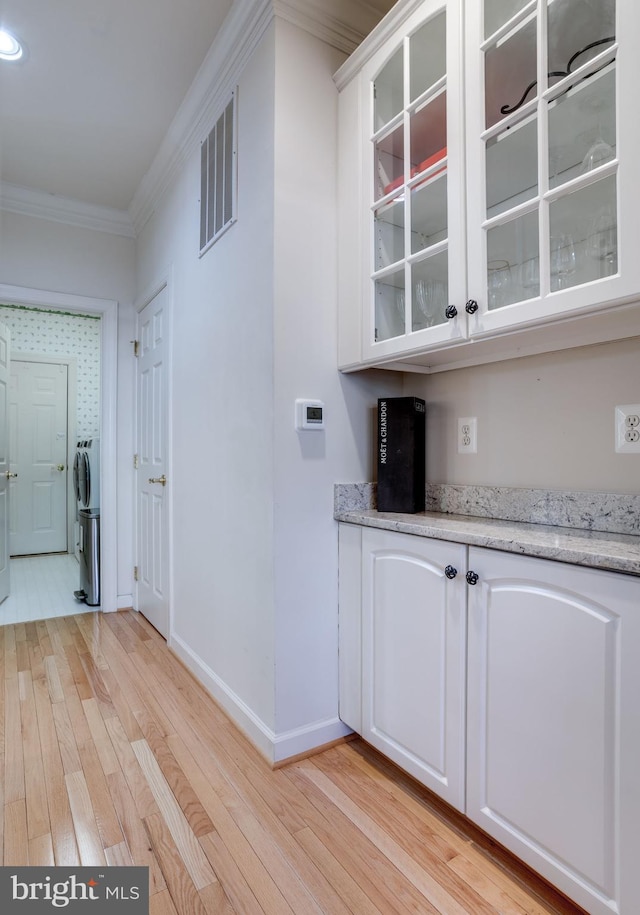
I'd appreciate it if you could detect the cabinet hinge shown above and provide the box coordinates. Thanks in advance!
[134,565,139,582]
[133,453,139,469]
[131,339,139,357]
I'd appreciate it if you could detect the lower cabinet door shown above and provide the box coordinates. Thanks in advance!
[362,528,467,810]
[466,547,640,915]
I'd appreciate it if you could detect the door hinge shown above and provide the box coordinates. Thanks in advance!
[133,453,139,469]
[134,565,139,582]
[131,339,139,357]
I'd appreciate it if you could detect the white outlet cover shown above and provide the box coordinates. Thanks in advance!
[458,417,477,454]
[615,404,640,453]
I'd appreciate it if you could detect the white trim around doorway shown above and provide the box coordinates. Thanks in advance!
[0,283,118,614]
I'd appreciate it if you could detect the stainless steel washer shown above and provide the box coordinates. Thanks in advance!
[74,508,100,606]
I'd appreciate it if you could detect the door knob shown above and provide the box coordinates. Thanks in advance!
[444,565,458,579]
[4,471,17,479]
[56,464,65,472]
[148,475,167,486]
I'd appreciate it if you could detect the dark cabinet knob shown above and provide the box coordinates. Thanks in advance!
[465,299,479,314]
[466,570,479,586]
[444,565,457,580]
[445,305,458,319]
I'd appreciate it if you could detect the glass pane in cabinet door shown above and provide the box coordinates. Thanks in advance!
[412,253,448,331]
[411,175,447,255]
[485,14,537,129]
[375,123,404,200]
[374,47,403,132]
[375,269,405,342]
[486,112,537,218]
[549,175,617,291]
[375,198,405,270]
[485,0,529,40]
[486,210,539,306]
[547,0,615,85]
[548,62,615,190]
[409,12,446,102]
[410,92,447,181]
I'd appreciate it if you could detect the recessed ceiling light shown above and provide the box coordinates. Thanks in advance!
[0,28,23,61]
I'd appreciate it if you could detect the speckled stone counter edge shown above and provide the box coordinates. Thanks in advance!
[334,483,640,576]
[335,483,640,536]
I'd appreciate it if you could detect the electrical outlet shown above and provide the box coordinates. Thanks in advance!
[458,417,477,454]
[615,404,640,453]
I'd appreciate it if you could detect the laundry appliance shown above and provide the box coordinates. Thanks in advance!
[72,438,100,511]
[72,439,101,606]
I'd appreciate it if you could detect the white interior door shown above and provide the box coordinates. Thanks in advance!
[9,361,68,556]
[0,324,11,602]
[136,286,170,638]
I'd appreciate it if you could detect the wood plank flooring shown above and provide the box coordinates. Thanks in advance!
[1,610,587,914]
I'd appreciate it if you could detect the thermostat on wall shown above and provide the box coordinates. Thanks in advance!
[295,399,325,431]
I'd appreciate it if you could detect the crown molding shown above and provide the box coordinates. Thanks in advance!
[333,0,425,89]
[0,181,135,238]
[129,0,388,236]
[272,0,390,54]
[129,0,274,235]
[0,0,389,240]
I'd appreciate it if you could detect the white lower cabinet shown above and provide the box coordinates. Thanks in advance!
[339,524,640,915]
[362,527,467,810]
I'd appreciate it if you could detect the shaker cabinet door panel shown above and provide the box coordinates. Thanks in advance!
[362,528,467,809]
[466,547,640,915]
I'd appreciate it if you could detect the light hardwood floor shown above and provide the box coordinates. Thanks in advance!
[1,610,587,914]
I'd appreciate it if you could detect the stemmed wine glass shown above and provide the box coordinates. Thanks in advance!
[414,280,428,328]
[550,234,576,291]
[520,256,540,296]
[487,260,511,309]
[581,135,615,173]
[414,278,445,329]
[587,207,617,277]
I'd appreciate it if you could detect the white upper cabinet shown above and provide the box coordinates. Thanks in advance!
[336,0,640,371]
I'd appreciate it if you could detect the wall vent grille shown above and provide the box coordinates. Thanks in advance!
[199,90,237,255]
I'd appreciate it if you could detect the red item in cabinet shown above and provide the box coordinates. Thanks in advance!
[382,174,405,196]
[382,147,448,196]
[412,146,447,178]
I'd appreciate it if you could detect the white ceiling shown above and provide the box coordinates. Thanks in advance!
[0,0,235,211]
[0,0,396,220]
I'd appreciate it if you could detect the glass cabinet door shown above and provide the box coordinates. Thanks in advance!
[465,0,639,335]
[365,0,465,357]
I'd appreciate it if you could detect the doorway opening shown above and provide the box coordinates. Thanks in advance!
[11,354,79,556]
[0,286,117,625]
[2,303,100,624]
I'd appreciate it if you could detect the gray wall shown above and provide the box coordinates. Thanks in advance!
[406,337,640,493]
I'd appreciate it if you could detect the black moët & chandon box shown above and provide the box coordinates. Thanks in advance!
[377,396,426,513]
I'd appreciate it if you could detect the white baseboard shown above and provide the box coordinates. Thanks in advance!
[271,716,353,764]
[117,594,134,610]
[169,632,351,764]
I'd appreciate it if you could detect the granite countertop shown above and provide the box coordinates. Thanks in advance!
[335,484,640,577]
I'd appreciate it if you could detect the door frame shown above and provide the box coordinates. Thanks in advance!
[134,271,174,637]
[11,353,78,554]
[0,283,117,614]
